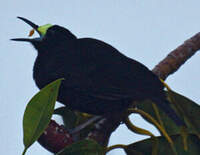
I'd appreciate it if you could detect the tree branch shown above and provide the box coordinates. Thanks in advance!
[153,32,200,80]
[38,120,73,153]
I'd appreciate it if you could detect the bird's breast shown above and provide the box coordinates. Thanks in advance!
[33,55,63,89]
[33,52,83,89]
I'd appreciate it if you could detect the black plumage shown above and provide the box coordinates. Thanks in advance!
[12,17,184,126]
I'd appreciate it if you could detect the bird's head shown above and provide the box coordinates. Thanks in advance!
[11,17,77,50]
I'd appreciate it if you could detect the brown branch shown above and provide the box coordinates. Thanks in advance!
[38,32,200,153]
[153,32,200,79]
[38,120,73,153]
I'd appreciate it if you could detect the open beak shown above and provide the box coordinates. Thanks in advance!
[11,17,41,42]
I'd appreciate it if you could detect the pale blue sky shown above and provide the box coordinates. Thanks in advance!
[1,1,200,155]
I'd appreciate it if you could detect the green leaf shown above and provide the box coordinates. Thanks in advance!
[125,134,200,155]
[137,99,180,135]
[56,139,104,155]
[22,78,63,155]
[54,107,77,129]
[168,91,200,135]
[137,91,200,135]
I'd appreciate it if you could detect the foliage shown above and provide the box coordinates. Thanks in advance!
[22,79,62,155]
[22,79,200,155]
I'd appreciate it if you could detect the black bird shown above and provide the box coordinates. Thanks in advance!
[12,17,184,126]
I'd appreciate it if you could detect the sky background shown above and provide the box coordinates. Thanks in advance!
[1,0,200,155]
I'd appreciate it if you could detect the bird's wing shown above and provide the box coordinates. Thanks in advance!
[58,38,163,101]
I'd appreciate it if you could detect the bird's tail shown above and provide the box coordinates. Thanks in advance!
[152,98,185,126]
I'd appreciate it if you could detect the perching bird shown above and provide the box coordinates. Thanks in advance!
[12,17,184,126]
